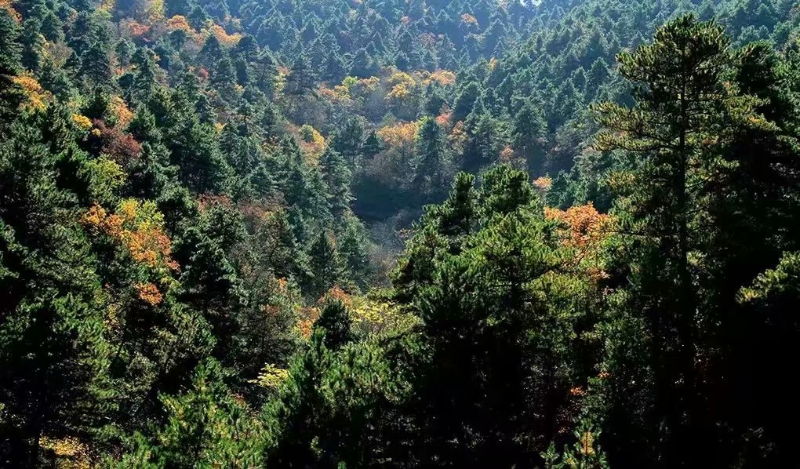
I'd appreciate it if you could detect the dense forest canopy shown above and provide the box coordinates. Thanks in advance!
[1,0,800,466]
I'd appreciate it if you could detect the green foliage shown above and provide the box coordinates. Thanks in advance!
[543,420,609,469]
[592,14,800,468]
[307,230,344,300]
[0,9,21,75]
[314,300,353,350]
[391,164,606,465]
[412,116,451,197]
[0,8,23,124]
[116,360,267,468]
[1,0,800,467]
[264,309,413,467]
[0,115,113,465]
[320,148,353,219]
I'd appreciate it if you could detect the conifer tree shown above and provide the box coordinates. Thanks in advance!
[452,81,481,122]
[330,118,365,165]
[0,115,112,466]
[315,300,353,350]
[0,9,22,124]
[19,19,44,73]
[319,148,352,219]
[307,230,343,300]
[284,52,317,99]
[594,15,774,465]
[80,41,113,90]
[512,101,548,175]
[350,48,380,78]
[412,117,450,198]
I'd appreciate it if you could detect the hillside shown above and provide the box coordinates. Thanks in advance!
[1,0,800,466]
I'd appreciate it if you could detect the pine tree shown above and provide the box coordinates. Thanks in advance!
[284,52,317,99]
[330,118,365,166]
[338,215,372,291]
[512,101,548,175]
[176,201,246,356]
[80,41,113,90]
[39,9,63,43]
[0,116,112,466]
[482,19,507,56]
[394,172,475,301]
[395,164,593,467]
[462,109,507,172]
[212,56,237,102]
[319,148,353,219]
[362,131,382,159]
[585,58,610,102]
[314,300,353,350]
[19,19,44,73]
[349,48,380,78]
[452,81,481,122]
[199,34,223,69]
[129,48,159,104]
[594,15,773,466]
[118,360,266,467]
[323,51,347,83]
[0,9,22,124]
[412,117,450,198]
[307,230,343,300]
[276,137,331,235]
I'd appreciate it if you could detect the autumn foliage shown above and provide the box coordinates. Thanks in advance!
[298,124,326,163]
[425,70,456,86]
[0,0,20,22]
[208,24,241,47]
[72,114,93,130]
[135,282,163,305]
[120,19,151,39]
[12,75,50,112]
[83,200,179,273]
[377,121,418,150]
[545,203,611,250]
[533,176,553,192]
[109,96,135,128]
[545,203,612,279]
[166,15,194,34]
[91,120,142,165]
[461,13,478,26]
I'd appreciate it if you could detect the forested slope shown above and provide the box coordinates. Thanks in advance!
[1,0,800,466]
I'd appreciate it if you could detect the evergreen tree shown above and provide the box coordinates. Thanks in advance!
[362,131,382,159]
[586,58,611,101]
[594,15,776,466]
[118,360,266,467]
[315,300,353,350]
[19,19,44,73]
[80,41,113,90]
[319,148,352,219]
[307,230,342,300]
[338,215,372,291]
[198,34,223,69]
[212,56,237,102]
[512,101,548,175]
[0,9,22,124]
[462,109,507,172]
[0,1,798,466]
[412,117,450,198]
[0,115,112,466]
[452,81,481,122]
[284,52,317,99]
[349,48,380,78]
[330,118,364,166]
[176,201,246,357]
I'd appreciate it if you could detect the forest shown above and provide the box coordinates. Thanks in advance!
[1,0,800,466]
